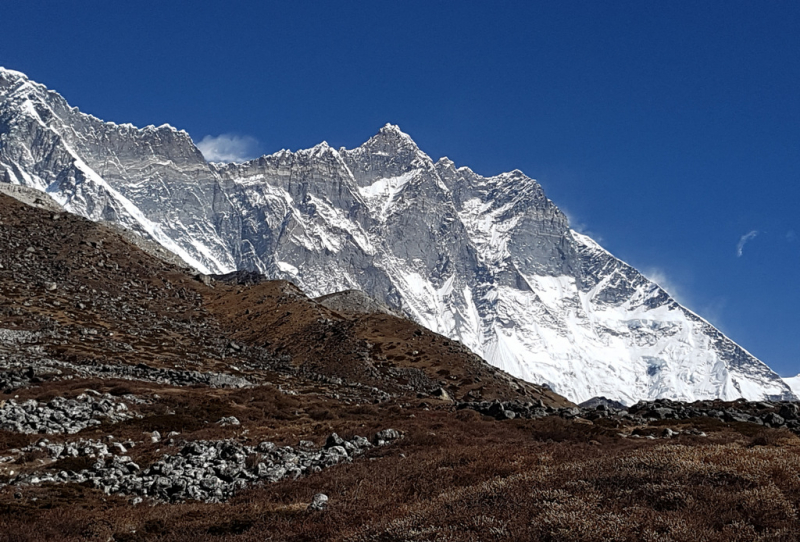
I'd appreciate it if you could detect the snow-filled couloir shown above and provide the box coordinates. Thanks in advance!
[0,67,794,404]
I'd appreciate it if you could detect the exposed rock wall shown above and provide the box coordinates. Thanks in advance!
[0,67,793,404]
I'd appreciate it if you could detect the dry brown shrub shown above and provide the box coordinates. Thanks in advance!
[308,408,337,421]
[14,449,48,465]
[747,428,797,448]
[1,401,800,541]
[107,384,136,396]
[454,409,482,423]
[0,430,35,450]
[344,404,380,417]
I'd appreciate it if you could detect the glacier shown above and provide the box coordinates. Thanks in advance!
[0,67,794,404]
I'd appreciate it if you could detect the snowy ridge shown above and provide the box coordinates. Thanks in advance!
[0,67,794,404]
[784,375,800,398]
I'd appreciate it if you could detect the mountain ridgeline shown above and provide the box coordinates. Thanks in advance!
[0,67,793,404]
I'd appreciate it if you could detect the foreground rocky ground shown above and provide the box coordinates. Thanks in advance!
[1,191,800,541]
[3,395,800,542]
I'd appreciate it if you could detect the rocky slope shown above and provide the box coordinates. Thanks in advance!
[0,67,793,404]
[0,187,565,501]
[0,190,560,405]
[2,179,800,541]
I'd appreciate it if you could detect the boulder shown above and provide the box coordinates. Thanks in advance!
[779,404,799,420]
[325,433,345,449]
[308,493,328,511]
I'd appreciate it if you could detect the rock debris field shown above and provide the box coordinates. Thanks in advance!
[0,392,140,434]
[7,429,402,503]
[458,397,800,433]
[3,192,800,540]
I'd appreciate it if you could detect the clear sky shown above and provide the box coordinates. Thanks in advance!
[3,1,799,376]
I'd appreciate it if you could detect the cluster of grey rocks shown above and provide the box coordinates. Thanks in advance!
[0,349,254,393]
[0,366,61,392]
[11,429,402,503]
[0,392,139,434]
[626,398,800,430]
[457,397,800,433]
[456,399,552,420]
[2,436,139,466]
[82,362,253,389]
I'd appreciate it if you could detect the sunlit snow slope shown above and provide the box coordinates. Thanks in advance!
[0,67,793,404]
[783,375,800,398]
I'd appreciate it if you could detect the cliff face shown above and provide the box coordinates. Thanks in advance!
[0,67,793,404]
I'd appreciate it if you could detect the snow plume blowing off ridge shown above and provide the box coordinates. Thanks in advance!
[0,67,795,404]
[196,134,259,163]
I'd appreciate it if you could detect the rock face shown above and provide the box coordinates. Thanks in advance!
[0,67,793,404]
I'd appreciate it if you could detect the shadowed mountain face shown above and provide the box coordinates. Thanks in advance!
[0,67,793,404]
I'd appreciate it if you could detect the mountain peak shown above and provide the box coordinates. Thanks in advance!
[367,123,419,149]
[0,67,39,93]
[300,140,340,159]
[0,67,28,80]
[0,71,793,404]
[380,122,407,135]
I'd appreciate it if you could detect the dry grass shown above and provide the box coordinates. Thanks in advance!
[3,194,800,540]
[1,410,799,541]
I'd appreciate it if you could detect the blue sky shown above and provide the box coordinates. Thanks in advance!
[3,1,799,376]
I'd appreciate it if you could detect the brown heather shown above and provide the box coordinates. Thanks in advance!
[1,194,800,541]
[1,419,800,541]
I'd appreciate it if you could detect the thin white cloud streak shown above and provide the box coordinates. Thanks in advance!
[196,134,259,163]
[736,230,758,257]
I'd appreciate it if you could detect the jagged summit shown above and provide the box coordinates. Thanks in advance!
[0,66,190,139]
[0,68,794,404]
[375,122,416,143]
[0,67,29,81]
[216,124,422,173]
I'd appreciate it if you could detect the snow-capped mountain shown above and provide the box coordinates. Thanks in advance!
[0,67,793,404]
[783,375,800,398]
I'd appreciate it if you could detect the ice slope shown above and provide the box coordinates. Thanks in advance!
[784,375,800,397]
[0,67,794,404]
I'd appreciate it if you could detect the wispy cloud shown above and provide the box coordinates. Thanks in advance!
[196,134,259,163]
[736,230,758,257]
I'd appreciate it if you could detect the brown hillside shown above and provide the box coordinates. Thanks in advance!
[2,191,800,541]
[206,280,566,405]
[0,191,562,405]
